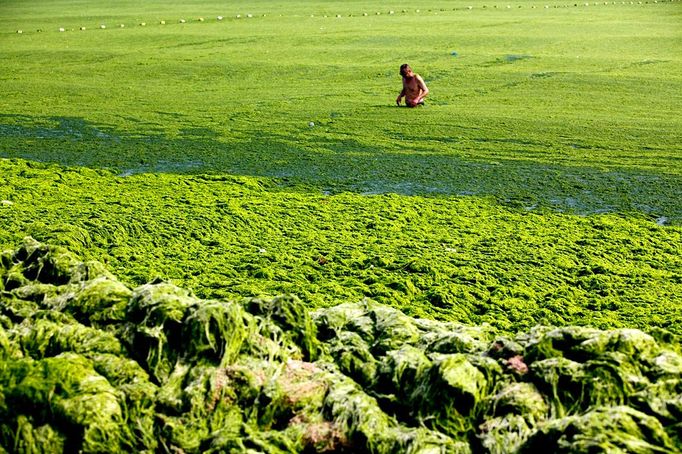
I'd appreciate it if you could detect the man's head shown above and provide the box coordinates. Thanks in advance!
[400,63,414,78]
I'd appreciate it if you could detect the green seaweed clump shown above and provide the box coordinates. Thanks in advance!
[1,238,680,452]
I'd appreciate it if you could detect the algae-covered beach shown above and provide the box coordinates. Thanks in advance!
[1,0,681,451]
[2,239,681,451]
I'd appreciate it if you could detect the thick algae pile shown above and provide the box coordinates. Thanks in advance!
[1,239,681,453]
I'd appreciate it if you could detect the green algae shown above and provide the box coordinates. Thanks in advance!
[2,159,680,338]
[521,406,676,453]
[1,353,124,453]
[488,382,548,422]
[0,2,678,450]
[14,317,123,358]
[326,330,378,387]
[244,295,319,361]
[5,415,66,454]
[1,0,681,221]
[1,240,680,452]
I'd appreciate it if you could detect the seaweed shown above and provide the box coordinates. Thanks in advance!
[244,295,319,361]
[0,353,124,452]
[0,240,680,453]
[183,300,253,366]
[326,331,378,387]
[520,406,676,453]
[5,415,66,454]
[56,277,132,325]
[12,317,122,358]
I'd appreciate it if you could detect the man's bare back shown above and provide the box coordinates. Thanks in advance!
[396,64,429,107]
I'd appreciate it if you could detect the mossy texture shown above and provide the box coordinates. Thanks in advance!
[0,2,680,450]
[1,239,680,452]
[2,158,680,339]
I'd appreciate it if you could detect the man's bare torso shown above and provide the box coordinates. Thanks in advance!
[403,74,426,105]
[397,64,429,107]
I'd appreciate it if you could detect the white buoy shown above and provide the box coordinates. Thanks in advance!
[198,17,204,21]
[179,19,186,23]
[336,14,341,17]
[59,27,65,32]
[363,12,368,16]
[80,26,86,30]
[468,5,473,9]
[119,24,124,28]
[160,20,165,24]
[389,10,395,14]
[217,16,223,20]
[308,121,315,127]
[236,14,241,18]
[17,30,22,34]
[140,22,146,26]
[247,13,253,18]
[100,24,106,29]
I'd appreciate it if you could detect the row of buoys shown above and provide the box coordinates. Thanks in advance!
[14,0,677,34]
[15,14,264,34]
[313,0,668,17]
[50,23,123,32]
[476,0,664,7]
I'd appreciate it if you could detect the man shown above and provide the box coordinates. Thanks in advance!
[396,63,429,107]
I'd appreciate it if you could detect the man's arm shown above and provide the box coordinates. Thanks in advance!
[415,75,429,103]
[396,87,405,105]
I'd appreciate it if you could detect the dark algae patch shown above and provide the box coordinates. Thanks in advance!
[1,239,681,452]
[1,114,680,222]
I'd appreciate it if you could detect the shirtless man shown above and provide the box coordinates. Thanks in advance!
[396,63,429,107]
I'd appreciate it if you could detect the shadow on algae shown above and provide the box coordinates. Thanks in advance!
[1,238,681,453]
[0,114,679,224]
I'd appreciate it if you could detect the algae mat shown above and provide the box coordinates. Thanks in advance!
[1,3,682,450]
[1,0,681,220]
[1,239,681,452]
[1,1,681,332]
[0,159,681,335]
